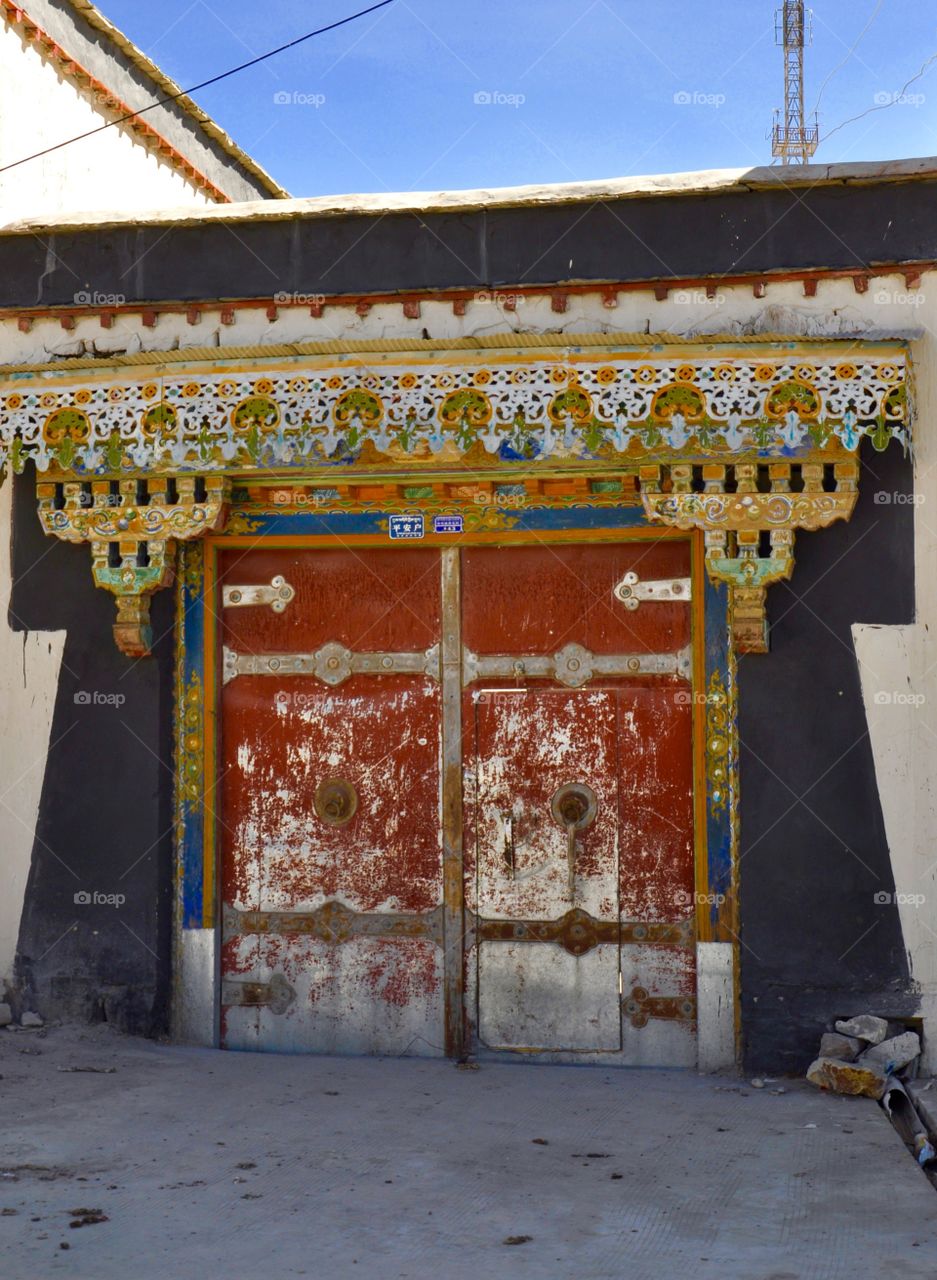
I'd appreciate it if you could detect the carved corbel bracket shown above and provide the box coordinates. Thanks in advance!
[641,459,859,652]
[38,476,230,656]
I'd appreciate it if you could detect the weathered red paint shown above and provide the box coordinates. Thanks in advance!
[461,543,691,656]
[220,548,444,1053]
[220,541,695,1060]
[462,545,695,1055]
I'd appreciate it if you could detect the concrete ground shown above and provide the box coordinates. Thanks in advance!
[1,1026,936,1280]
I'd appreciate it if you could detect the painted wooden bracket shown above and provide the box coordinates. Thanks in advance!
[37,476,230,657]
[640,460,859,652]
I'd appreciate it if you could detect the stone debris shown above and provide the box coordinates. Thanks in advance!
[858,1032,921,1076]
[20,1012,43,1028]
[819,1032,863,1062]
[808,1016,923,1114]
[834,1015,889,1045]
[806,1056,889,1100]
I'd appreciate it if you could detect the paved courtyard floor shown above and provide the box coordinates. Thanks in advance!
[1,1025,936,1279]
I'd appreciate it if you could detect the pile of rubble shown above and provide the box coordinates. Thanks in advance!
[807,1015,937,1169]
[0,1002,43,1031]
[807,1015,920,1100]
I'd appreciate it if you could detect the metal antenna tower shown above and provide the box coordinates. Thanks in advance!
[771,1,819,164]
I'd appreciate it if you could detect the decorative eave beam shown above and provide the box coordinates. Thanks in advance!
[13,346,904,656]
[37,477,230,656]
[640,459,859,652]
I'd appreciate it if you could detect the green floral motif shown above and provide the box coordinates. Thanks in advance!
[233,397,280,432]
[765,380,820,420]
[548,386,593,424]
[651,384,705,420]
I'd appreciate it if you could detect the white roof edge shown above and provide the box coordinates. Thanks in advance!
[2,155,936,235]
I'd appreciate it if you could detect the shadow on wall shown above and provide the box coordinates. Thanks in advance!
[739,437,916,1074]
[8,466,175,1035]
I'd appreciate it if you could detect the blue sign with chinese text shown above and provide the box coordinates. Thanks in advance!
[389,515,425,540]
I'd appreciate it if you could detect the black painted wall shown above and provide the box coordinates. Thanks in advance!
[9,467,174,1035]
[740,438,916,1072]
[8,442,918,1063]
[0,176,935,306]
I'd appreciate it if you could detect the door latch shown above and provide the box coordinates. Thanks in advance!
[503,814,516,879]
[221,972,295,1014]
[223,574,296,613]
[550,783,598,899]
[613,571,692,610]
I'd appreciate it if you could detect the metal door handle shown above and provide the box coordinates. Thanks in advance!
[503,814,515,879]
[550,783,598,899]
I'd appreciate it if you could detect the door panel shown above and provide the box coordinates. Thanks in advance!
[462,543,691,656]
[463,544,696,1064]
[474,688,620,1051]
[218,539,697,1065]
[220,548,444,1056]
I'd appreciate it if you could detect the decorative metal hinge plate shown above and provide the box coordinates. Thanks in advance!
[473,910,694,957]
[223,902,445,946]
[613,571,692,609]
[221,973,295,1015]
[463,642,692,688]
[623,986,696,1028]
[223,575,295,613]
[223,641,441,686]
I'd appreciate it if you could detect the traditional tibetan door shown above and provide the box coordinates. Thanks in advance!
[463,544,697,1065]
[220,547,445,1055]
[219,540,695,1063]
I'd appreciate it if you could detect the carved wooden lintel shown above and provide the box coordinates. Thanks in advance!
[38,477,229,657]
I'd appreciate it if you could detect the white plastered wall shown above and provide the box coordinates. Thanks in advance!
[0,271,929,1060]
[0,21,214,223]
[0,478,65,993]
[0,12,223,994]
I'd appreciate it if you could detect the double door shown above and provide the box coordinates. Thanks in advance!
[219,542,696,1063]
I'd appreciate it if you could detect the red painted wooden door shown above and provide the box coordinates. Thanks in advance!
[219,541,696,1064]
[220,548,445,1055]
[462,545,696,1064]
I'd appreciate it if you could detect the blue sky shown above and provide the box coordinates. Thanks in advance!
[95,0,937,197]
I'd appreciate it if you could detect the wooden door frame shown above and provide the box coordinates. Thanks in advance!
[172,517,738,1064]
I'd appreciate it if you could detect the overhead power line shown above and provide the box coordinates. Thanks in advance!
[820,46,937,145]
[0,0,399,177]
[810,0,884,119]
